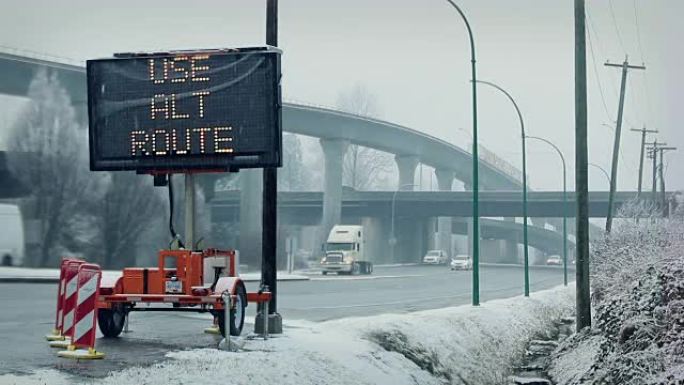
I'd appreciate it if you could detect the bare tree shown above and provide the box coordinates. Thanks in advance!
[336,84,394,190]
[7,70,90,266]
[279,133,307,191]
[83,172,164,268]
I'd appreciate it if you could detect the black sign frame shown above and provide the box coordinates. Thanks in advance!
[86,46,282,172]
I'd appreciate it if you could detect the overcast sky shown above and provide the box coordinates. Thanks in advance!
[0,0,681,191]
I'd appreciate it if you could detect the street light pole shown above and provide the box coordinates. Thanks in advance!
[476,80,529,296]
[444,0,480,306]
[526,136,567,286]
[589,163,611,187]
[390,183,417,262]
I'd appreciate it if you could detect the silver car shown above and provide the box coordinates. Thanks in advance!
[450,255,472,270]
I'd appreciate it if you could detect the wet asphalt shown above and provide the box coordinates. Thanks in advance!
[0,264,571,379]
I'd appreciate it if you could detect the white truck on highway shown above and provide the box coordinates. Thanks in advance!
[0,203,24,266]
[320,225,373,275]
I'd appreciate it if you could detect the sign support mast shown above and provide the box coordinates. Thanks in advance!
[184,174,196,250]
[258,0,282,334]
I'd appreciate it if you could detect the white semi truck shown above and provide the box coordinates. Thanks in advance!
[320,225,373,275]
[0,203,24,266]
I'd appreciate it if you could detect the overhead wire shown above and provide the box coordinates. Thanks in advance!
[608,0,627,54]
[585,7,614,123]
[632,0,656,126]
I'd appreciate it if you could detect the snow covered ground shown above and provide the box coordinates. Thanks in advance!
[549,208,684,385]
[0,285,574,385]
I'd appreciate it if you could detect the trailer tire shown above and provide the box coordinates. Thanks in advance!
[322,271,328,275]
[217,284,246,337]
[1,254,12,267]
[98,304,127,338]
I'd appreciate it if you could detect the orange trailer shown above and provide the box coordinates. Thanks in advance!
[97,248,271,338]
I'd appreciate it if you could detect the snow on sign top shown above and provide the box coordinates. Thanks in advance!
[86,47,282,172]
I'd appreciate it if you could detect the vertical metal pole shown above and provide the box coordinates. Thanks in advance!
[562,162,568,286]
[390,190,397,262]
[222,292,232,350]
[575,0,591,331]
[445,0,478,305]
[260,0,281,333]
[605,60,629,233]
[659,149,666,217]
[263,298,269,340]
[185,173,196,250]
[637,129,646,198]
[476,80,528,297]
[651,142,658,206]
[522,131,529,297]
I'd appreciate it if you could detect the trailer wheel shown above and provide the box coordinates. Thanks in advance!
[217,284,247,337]
[1,254,12,267]
[98,304,127,338]
[368,263,373,274]
[322,271,328,275]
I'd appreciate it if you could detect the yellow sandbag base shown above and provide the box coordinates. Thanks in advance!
[49,339,71,348]
[45,330,65,341]
[57,347,105,360]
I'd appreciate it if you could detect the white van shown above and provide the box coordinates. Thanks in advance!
[0,203,24,266]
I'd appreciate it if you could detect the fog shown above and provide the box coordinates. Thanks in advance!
[0,0,681,191]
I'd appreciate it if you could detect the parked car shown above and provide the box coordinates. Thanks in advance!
[546,255,562,266]
[450,255,472,270]
[422,250,448,265]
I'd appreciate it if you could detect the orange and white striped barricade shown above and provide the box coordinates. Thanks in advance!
[48,259,85,347]
[46,258,83,341]
[58,263,105,359]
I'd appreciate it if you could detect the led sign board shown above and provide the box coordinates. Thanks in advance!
[86,47,282,171]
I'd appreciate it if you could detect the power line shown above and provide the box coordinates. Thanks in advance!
[585,9,614,122]
[633,0,646,63]
[586,8,620,101]
[608,0,627,54]
[632,0,656,124]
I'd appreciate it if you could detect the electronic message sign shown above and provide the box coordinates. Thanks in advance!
[86,47,282,172]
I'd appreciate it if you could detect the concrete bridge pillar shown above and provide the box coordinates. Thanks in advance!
[435,168,455,257]
[239,169,263,268]
[503,217,519,263]
[318,138,350,252]
[395,155,419,189]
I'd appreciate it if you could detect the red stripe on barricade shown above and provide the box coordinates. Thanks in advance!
[68,264,102,351]
[60,260,85,337]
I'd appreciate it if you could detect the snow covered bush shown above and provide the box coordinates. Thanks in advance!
[552,199,684,385]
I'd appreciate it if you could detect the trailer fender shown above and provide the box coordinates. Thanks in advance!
[100,274,123,294]
[214,276,244,297]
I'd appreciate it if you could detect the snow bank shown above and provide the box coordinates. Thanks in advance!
[549,205,684,385]
[0,285,573,385]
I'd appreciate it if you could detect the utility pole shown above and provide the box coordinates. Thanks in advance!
[574,0,591,331]
[658,147,677,217]
[259,0,282,334]
[630,127,658,198]
[646,141,667,212]
[604,58,646,233]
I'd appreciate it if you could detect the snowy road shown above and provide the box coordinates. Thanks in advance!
[0,264,570,379]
